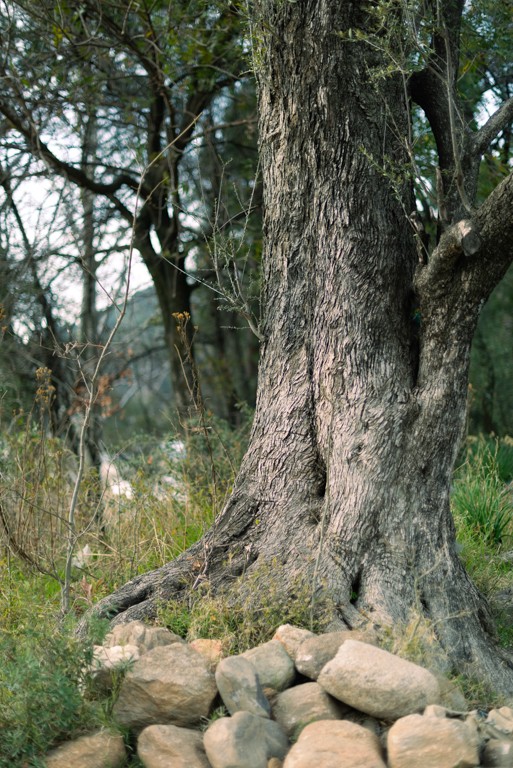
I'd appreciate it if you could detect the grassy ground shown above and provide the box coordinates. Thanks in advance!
[1,417,513,766]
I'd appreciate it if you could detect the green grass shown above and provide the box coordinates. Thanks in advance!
[452,437,513,546]
[452,437,513,651]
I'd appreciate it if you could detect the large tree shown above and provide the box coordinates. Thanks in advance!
[85,1,513,692]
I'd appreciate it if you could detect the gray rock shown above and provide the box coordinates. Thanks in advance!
[89,643,140,691]
[273,625,315,661]
[295,630,365,680]
[482,737,513,767]
[338,709,382,738]
[204,711,289,768]
[487,708,513,737]
[272,682,349,739]
[216,655,271,717]
[318,639,440,720]
[387,713,480,768]
[45,730,126,768]
[283,719,386,767]
[113,643,217,728]
[241,640,296,691]
[104,620,183,653]
[190,638,225,669]
[424,704,453,718]
[137,723,210,768]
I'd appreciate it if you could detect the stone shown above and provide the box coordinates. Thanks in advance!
[203,711,289,768]
[487,708,513,737]
[482,738,513,767]
[113,643,217,728]
[190,638,225,669]
[216,655,271,717]
[137,723,210,768]
[273,625,315,661]
[424,704,452,718]
[103,620,183,653]
[336,709,381,737]
[295,630,365,680]
[437,676,468,711]
[45,730,126,768]
[317,639,440,719]
[89,643,140,690]
[241,640,296,691]
[387,713,480,768]
[283,719,386,768]
[272,682,349,739]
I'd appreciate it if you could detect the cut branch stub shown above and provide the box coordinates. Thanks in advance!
[415,218,481,300]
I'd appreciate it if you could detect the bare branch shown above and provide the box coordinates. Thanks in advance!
[416,172,513,305]
[0,96,139,197]
[474,97,513,158]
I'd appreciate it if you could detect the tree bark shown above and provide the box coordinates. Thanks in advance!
[84,1,513,693]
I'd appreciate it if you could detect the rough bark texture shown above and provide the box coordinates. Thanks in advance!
[84,1,513,694]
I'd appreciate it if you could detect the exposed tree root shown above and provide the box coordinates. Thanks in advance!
[77,533,513,701]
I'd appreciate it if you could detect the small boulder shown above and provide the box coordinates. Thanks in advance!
[137,723,210,768]
[89,644,140,691]
[295,630,364,680]
[424,704,452,718]
[216,655,271,717]
[241,640,296,691]
[481,737,513,767]
[113,643,217,728]
[190,638,225,669]
[273,625,315,661]
[272,682,349,739]
[487,708,513,737]
[387,713,480,768]
[317,640,440,719]
[103,620,183,653]
[203,711,289,768]
[44,730,126,768]
[283,719,386,767]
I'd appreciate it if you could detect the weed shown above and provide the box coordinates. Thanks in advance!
[0,629,101,768]
[453,437,513,547]
[200,705,229,731]
[159,560,334,654]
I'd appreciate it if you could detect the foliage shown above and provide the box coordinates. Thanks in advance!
[0,628,99,768]
[452,437,513,653]
[469,267,513,436]
[452,437,513,546]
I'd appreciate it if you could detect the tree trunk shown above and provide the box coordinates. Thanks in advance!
[134,226,197,416]
[85,1,513,693]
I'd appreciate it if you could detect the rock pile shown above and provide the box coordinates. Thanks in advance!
[43,620,513,768]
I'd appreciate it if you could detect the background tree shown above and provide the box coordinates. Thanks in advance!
[88,0,513,695]
[0,0,257,415]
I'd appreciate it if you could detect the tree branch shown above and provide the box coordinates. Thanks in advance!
[471,172,513,296]
[415,172,513,304]
[0,96,139,197]
[474,97,513,158]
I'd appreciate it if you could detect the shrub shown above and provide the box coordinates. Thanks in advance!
[452,437,513,547]
[0,629,99,768]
